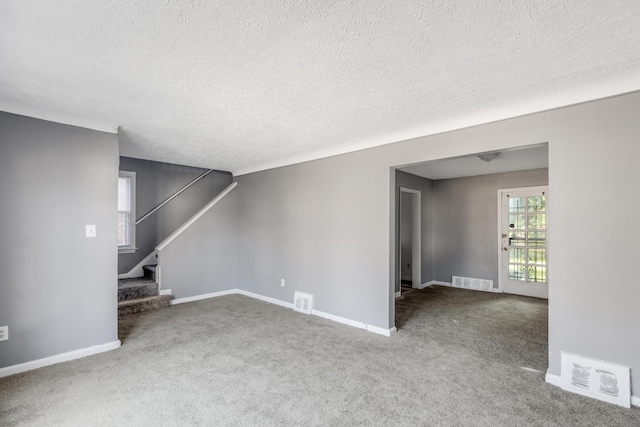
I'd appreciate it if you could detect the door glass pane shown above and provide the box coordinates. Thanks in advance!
[528,248,546,265]
[528,265,546,283]
[528,231,546,247]
[509,214,526,230]
[509,248,525,264]
[527,196,545,212]
[527,213,546,230]
[509,197,526,213]
[509,264,526,281]
[509,231,526,246]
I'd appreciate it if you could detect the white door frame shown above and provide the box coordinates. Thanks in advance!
[497,185,549,296]
[398,187,421,297]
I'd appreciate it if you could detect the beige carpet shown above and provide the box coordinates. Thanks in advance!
[1,286,638,426]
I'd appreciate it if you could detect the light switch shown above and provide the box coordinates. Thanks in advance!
[86,225,96,238]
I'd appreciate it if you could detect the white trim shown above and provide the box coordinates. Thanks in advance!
[417,280,451,288]
[632,395,640,407]
[0,340,121,379]
[394,291,401,298]
[367,325,397,337]
[430,281,452,287]
[118,170,136,253]
[171,289,238,305]
[545,371,562,388]
[170,288,394,337]
[159,288,172,296]
[118,250,157,279]
[238,290,294,309]
[312,309,366,330]
[156,182,237,251]
[399,187,421,291]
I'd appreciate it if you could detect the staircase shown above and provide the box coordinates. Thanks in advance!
[118,265,171,317]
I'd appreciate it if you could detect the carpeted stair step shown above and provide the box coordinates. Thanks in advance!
[143,264,158,282]
[118,277,158,302]
[118,294,172,317]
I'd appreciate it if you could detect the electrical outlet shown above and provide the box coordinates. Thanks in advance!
[281,279,285,288]
[0,326,8,342]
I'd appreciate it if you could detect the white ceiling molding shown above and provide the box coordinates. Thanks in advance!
[2,1,640,174]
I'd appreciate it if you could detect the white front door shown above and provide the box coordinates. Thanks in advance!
[499,187,548,299]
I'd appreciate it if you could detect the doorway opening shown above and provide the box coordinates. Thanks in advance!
[398,187,421,297]
[392,143,549,329]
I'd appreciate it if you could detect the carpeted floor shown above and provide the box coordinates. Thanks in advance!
[1,286,639,426]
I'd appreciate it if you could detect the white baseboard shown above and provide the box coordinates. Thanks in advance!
[545,371,562,387]
[546,370,638,407]
[238,290,294,309]
[0,340,121,379]
[417,280,451,289]
[430,281,451,287]
[312,309,366,330]
[172,288,394,337]
[367,325,397,336]
[171,289,238,305]
[118,251,157,279]
[159,288,172,296]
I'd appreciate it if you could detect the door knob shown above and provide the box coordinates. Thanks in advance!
[503,247,508,251]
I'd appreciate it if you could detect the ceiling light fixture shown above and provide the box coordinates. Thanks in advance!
[478,152,500,162]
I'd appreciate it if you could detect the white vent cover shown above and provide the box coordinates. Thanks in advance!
[293,292,313,314]
[451,276,493,292]
[561,352,631,408]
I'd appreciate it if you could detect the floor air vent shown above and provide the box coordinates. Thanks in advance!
[561,352,630,407]
[451,276,493,292]
[293,292,313,314]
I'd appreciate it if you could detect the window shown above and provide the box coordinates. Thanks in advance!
[118,171,136,253]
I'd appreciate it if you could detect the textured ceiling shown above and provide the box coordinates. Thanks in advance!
[2,1,640,175]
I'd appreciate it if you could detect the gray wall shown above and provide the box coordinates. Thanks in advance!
[237,159,391,327]
[0,112,119,369]
[159,188,238,299]
[237,91,640,394]
[118,157,232,274]
[395,170,434,289]
[432,168,548,285]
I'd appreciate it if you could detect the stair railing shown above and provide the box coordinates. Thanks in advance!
[135,169,214,225]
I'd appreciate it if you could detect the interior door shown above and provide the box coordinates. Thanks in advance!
[499,187,548,299]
